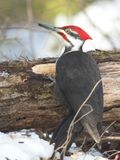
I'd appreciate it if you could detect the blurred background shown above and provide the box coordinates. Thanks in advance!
[0,0,120,61]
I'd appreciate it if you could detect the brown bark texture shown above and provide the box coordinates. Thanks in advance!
[0,51,120,132]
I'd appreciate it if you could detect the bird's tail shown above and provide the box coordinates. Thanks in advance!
[51,113,74,150]
[51,113,83,151]
[83,122,101,144]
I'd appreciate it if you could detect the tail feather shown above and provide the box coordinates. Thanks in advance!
[83,122,101,144]
[51,113,83,150]
[50,112,74,145]
[51,114,74,150]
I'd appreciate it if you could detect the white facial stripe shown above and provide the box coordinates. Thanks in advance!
[59,30,73,47]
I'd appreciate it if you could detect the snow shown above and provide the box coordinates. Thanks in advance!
[0,129,54,160]
[68,152,107,160]
[0,129,109,160]
[55,147,108,160]
[0,71,9,78]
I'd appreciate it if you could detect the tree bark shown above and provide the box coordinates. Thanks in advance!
[0,51,120,132]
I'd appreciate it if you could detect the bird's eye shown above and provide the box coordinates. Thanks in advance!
[65,28,71,34]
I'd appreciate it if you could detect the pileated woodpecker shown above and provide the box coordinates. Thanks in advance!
[38,23,103,150]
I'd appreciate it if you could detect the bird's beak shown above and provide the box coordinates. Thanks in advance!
[38,22,73,47]
[38,23,60,33]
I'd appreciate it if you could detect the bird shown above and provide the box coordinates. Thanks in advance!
[38,23,104,151]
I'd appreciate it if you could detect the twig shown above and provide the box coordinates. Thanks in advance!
[76,135,120,144]
[102,136,120,141]
[74,104,93,125]
[80,136,87,149]
[101,121,116,138]
[90,121,116,149]
[108,151,120,158]
[104,149,118,154]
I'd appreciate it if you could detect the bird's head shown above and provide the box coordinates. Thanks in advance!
[38,23,95,53]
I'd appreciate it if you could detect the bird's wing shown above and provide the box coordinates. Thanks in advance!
[56,51,103,131]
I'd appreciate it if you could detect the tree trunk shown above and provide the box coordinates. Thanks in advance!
[0,51,120,132]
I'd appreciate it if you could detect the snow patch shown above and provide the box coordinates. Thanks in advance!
[0,130,54,160]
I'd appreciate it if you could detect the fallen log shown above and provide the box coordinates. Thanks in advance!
[0,51,120,132]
